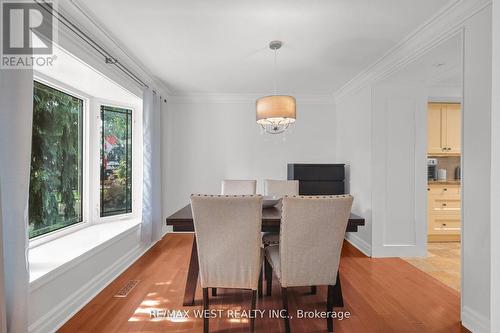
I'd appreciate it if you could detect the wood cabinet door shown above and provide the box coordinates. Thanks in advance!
[428,103,443,154]
[428,183,461,241]
[429,215,461,234]
[444,103,461,154]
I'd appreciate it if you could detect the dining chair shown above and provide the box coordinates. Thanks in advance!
[221,179,257,195]
[213,179,257,298]
[261,179,299,246]
[264,195,353,333]
[191,194,263,333]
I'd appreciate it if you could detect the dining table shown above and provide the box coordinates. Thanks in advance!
[166,204,365,306]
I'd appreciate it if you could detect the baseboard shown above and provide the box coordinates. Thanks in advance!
[462,306,490,333]
[371,244,427,258]
[345,233,372,257]
[28,241,155,333]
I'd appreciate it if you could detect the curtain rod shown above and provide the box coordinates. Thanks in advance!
[35,0,156,93]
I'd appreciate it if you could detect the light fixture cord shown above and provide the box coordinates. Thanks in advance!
[273,48,277,95]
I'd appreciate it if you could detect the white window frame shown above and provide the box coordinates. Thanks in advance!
[90,98,142,223]
[29,72,143,248]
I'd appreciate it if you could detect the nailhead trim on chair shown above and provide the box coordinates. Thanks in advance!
[262,238,280,246]
[284,194,352,199]
[262,195,353,246]
[191,194,351,198]
[278,195,354,247]
[191,194,263,198]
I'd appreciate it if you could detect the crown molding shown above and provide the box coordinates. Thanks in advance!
[333,0,492,102]
[167,93,334,105]
[56,0,172,98]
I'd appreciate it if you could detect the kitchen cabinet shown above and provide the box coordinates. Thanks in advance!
[444,103,461,154]
[428,103,443,154]
[427,103,461,156]
[428,183,461,242]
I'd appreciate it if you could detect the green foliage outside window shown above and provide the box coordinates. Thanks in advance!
[100,106,132,217]
[29,81,83,238]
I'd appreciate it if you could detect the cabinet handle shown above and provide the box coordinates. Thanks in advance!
[442,223,447,227]
[443,188,447,191]
[427,188,430,191]
[442,203,447,207]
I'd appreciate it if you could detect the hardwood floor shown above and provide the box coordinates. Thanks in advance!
[403,242,461,291]
[58,234,469,333]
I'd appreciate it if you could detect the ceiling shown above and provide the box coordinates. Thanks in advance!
[386,33,462,87]
[73,0,452,95]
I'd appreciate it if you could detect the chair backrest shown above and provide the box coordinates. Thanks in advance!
[191,194,263,290]
[279,195,353,287]
[264,179,299,197]
[221,179,257,195]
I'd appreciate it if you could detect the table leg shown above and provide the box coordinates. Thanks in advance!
[183,235,199,306]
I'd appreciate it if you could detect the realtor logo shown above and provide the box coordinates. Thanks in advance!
[1,0,56,68]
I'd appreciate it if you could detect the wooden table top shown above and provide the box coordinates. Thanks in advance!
[166,204,365,232]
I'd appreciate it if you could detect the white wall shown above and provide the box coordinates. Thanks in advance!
[334,5,493,331]
[336,82,429,258]
[490,1,500,331]
[428,85,462,102]
[165,97,336,216]
[371,83,428,257]
[335,87,373,255]
[28,226,143,333]
[461,6,492,332]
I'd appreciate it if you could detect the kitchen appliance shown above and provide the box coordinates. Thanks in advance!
[455,166,461,180]
[427,158,438,181]
[437,168,447,181]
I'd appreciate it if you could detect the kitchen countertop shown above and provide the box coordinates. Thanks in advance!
[428,180,461,185]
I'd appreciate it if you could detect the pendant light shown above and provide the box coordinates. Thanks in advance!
[256,40,296,134]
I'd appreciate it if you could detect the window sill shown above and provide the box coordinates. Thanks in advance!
[29,218,142,291]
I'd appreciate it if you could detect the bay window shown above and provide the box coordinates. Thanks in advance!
[29,78,139,241]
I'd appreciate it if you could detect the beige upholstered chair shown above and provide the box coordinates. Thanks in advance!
[262,180,299,246]
[264,195,353,333]
[191,194,263,333]
[221,179,257,195]
[264,179,299,198]
[213,179,257,298]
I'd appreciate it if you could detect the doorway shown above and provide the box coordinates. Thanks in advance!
[396,33,463,292]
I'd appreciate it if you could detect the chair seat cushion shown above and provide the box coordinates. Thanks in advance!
[264,245,281,281]
[262,232,280,245]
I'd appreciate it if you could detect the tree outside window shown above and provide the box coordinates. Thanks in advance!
[100,105,132,217]
[29,81,83,238]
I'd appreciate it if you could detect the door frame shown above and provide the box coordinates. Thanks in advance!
[423,28,465,314]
